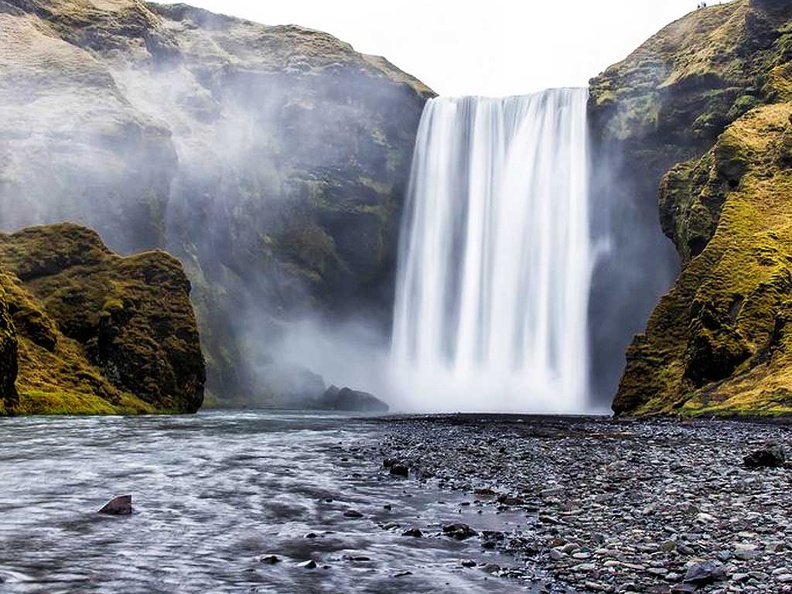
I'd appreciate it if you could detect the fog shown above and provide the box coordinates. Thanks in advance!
[1,0,686,413]
[0,2,423,408]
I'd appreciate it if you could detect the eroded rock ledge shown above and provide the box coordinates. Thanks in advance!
[0,222,205,414]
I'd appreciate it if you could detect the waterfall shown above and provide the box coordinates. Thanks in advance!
[390,88,591,413]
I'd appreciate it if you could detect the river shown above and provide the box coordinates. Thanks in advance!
[0,411,529,593]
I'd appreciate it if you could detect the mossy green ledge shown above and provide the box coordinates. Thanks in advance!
[614,103,792,417]
[588,0,792,417]
[0,223,206,415]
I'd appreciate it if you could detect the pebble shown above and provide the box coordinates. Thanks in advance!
[376,416,792,594]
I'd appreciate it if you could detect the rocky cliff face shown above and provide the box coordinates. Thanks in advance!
[589,0,792,415]
[0,222,205,414]
[0,0,433,405]
[0,283,18,414]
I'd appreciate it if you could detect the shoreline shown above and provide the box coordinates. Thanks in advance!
[374,415,792,593]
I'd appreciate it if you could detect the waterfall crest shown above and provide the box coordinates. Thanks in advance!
[390,89,591,413]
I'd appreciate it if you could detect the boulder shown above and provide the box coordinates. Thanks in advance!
[98,495,133,516]
[683,561,726,586]
[442,523,478,541]
[315,385,389,413]
[744,445,786,468]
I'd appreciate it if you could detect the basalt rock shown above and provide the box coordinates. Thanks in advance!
[744,444,786,468]
[0,223,205,415]
[315,385,390,413]
[0,283,18,414]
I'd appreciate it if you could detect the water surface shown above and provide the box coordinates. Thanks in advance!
[0,411,527,593]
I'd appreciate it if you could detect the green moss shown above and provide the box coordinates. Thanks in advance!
[0,223,205,416]
[615,103,792,416]
[0,280,19,413]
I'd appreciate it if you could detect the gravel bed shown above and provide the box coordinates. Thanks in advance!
[375,415,792,593]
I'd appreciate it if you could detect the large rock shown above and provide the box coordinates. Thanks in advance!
[0,0,433,407]
[587,0,792,415]
[315,385,389,413]
[0,223,205,414]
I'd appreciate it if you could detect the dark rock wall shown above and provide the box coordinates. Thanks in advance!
[0,282,19,413]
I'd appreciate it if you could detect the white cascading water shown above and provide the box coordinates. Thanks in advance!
[390,88,591,413]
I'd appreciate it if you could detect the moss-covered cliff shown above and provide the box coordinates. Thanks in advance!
[0,0,433,406]
[590,0,792,416]
[0,283,19,414]
[0,223,205,415]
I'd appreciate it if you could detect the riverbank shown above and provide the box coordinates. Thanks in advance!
[376,415,792,593]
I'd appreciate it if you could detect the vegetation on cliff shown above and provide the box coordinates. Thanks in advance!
[0,223,205,415]
[594,0,792,416]
[615,103,792,416]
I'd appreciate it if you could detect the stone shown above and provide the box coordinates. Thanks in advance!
[402,528,423,538]
[390,464,409,478]
[684,562,726,586]
[261,555,280,565]
[98,495,133,516]
[315,386,389,413]
[442,523,477,541]
[744,445,785,469]
[298,560,317,569]
[343,510,363,518]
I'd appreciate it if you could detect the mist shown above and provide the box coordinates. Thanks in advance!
[0,1,428,408]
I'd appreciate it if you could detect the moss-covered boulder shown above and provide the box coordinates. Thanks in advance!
[614,103,792,416]
[0,0,433,406]
[0,223,205,415]
[588,0,792,409]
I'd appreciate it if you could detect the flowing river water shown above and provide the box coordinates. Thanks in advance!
[0,411,531,593]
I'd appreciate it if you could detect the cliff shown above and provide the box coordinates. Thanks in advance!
[0,223,205,415]
[0,0,433,405]
[589,0,792,415]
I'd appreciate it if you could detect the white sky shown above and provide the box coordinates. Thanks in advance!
[159,1,719,97]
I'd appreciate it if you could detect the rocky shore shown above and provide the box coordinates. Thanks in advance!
[375,415,792,593]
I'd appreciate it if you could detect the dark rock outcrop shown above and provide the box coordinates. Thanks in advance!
[0,223,205,415]
[0,0,433,407]
[589,0,792,415]
[315,385,389,413]
[744,444,786,468]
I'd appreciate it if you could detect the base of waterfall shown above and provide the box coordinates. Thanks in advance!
[387,370,591,414]
[376,415,792,593]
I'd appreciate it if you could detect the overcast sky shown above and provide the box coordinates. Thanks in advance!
[159,1,719,97]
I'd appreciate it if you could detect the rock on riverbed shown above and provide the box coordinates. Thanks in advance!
[375,415,792,593]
